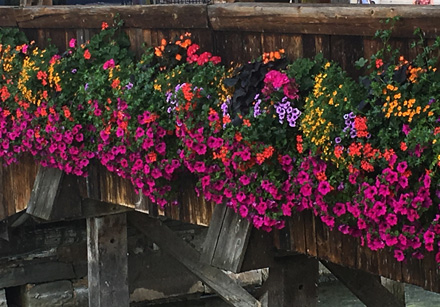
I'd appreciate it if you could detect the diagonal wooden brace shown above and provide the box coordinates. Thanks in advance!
[127,211,261,307]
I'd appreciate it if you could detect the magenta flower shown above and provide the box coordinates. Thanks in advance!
[394,249,405,262]
[69,38,76,48]
[239,205,248,218]
[402,124,411,136]
[333,202,346,217]
[318,181,331,195]
[103,59,115,70]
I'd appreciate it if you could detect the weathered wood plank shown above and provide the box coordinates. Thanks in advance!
[303,210,317,257]
[330,35,364,78]
[208,4,440,38]
[289,212,307,255]
[381,277,405,306]
[26,167,82,220]
[128,212,261,307]
[0,261,78,289]
[87,213,129,307]
[0,167,5,221]
[242,33,262,62]
[201,203,227,265]
[2,155,39,219]
[0,8,18,27]
[314,35,330,59]
[241,229,274,272]
[99,164,137,208]
[281,34,303,60]
[262,255,318,307]
[210,205,252,273]
[15,5,209,29]
[323,260,405,307]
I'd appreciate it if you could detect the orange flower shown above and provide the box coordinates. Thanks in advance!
[175,54,182,61]
[334,145,344,159]
[148,152,157,162]
[361,160,374,172]
[315,172,327,181]
[354,116,368,138]
[383,148,395,161]
[101,22,109,31]
[84,49,91,60]
[348,142,362,157]
[222,114,231,126]
[296,135,303,154]
[235,132,243,142]
[400,142,407,151]
[181,83,194,102]
[1,86,10,102]
[243,119,251,127]
[111,79,120,89]
[63,106,71,119]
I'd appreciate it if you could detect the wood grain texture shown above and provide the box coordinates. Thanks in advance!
[26,166,63,220]
[15,5,209,29]
[209,4,440,38]
[87,213,129,307]
[128,212,261,307]
[0,8,18,27]
[203,204,252,273]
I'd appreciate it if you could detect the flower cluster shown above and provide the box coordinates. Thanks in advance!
[2,23,440,265]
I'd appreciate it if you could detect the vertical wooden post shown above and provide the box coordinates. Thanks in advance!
[262,255,319,307]
[87,213,129,307]
[381,277,406,305]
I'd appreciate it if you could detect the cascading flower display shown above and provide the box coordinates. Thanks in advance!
[2,21,440,264]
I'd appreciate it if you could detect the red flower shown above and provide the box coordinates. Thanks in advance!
[84,49,91,60]
[101,22,109,31]
[375,58,383,69]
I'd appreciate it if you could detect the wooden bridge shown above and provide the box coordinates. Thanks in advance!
[1,4,440,306]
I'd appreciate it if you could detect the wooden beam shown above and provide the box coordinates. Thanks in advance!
[14,5,209,29]
[87,213,129,307]
[128,212,261,307]
[208,3,440,38]
[381,277,405,306]
[26,166,81,220]
[81,198,132,219]
[259,255,319,307]
[322,261,405,307]
[202,204,252,273]
[0,260,82,289]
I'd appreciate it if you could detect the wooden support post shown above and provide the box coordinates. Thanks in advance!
[260,255,319,307]
[202,204,252,273]
[322,261,405,307]
[87,213,129,307]
[381,277,406,306]
[26,166,81,221]
[128,212,261,307]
